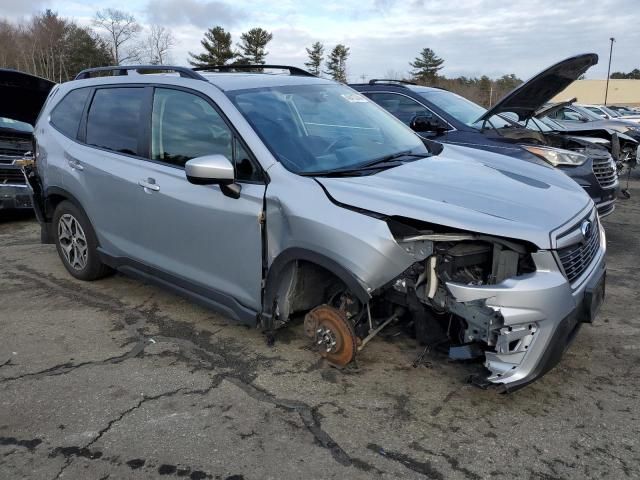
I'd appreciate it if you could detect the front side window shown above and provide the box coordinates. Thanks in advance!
[151,88,233,167]
[366,92,434,126]
[86,88,144,155]
[50,88,90,139]
[227,83,427,174]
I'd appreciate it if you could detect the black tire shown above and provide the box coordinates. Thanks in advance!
[52,200,112,280]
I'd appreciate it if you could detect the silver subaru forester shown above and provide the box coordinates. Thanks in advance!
[21,65,606,392]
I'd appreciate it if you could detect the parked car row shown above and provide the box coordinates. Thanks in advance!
[580,104,640,124]
[0,55,612,392]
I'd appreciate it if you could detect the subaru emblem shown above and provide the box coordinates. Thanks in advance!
[581,220,592,240]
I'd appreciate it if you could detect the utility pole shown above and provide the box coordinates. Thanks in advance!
[604,37,615,105]
[360,73,366,82]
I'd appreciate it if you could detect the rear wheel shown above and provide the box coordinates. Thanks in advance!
[53,201,112,280]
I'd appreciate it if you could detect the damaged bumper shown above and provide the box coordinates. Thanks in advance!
[0,184,32,210]
[446,230,606,392]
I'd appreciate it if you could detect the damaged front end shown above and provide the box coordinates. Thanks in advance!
[353,213,606,392]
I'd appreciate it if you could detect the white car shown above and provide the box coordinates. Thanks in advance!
[582,104,640,124]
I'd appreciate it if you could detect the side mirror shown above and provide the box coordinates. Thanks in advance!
[410,114,449,134]
[185,154,241,199]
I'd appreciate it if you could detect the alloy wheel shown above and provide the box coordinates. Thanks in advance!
[58,213,88,270]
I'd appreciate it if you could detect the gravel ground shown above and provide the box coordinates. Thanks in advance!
[1,178,639,480]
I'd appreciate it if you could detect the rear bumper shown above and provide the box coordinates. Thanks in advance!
[0,184,32,210]
[446,225,606,391]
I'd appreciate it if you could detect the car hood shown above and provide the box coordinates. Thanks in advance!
[477,54,598,123]
[0,69,55,125]
[552,118,640,135]
[317,144,592,249]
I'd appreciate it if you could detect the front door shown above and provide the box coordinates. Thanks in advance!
[131,87,266,313]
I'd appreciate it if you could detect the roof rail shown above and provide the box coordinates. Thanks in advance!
[74,65,207,81]
[367,79,417,87]
[193,64,316,77]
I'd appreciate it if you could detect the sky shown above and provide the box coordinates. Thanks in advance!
[4,0,640,82]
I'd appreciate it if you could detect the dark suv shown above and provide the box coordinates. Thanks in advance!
[351,54,620,217]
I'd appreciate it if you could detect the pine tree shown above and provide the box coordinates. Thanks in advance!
[409,48,444,84]
[236,27,273,65]
[188,26,235,67]
[304,41,324,76]
[325,44,350,83]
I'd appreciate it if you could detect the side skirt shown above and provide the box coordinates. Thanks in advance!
[97,249,259,327]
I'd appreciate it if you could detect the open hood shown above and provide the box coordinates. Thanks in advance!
[476,53,598,123]
[317,144,591,249]
[0,69,55,126]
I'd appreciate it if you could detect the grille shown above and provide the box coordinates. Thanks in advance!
[592,156,617,188]
[557,218,600,283]
[0,167,25,185]
[0,134,31,157]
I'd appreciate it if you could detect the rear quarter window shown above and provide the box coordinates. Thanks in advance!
[50,88,91,139]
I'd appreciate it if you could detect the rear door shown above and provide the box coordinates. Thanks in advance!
[130,86,266,312]
[65,85,150,256]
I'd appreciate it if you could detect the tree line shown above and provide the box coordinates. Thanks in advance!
[0,10,523,106]
[611,69,640,80]
[0,8,175,82]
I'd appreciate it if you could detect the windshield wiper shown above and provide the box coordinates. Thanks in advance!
[302,151,430,177]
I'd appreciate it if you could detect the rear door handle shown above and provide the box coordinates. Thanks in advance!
[138,178,160,192]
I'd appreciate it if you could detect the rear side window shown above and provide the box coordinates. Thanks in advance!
[86,88,144,156]
[50,88,90,139]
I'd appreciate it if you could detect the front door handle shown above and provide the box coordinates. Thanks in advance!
[138,178,160,192]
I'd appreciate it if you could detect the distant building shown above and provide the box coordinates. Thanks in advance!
[551,79,640,106]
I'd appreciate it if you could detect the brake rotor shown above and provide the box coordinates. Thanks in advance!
[304,305,357,367]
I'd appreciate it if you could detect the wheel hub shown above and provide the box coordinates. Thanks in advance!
[304,305,357,367]
[316,326,338,353]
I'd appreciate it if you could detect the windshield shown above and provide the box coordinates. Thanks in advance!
[0,117,33,133]
[418,90,512,129]
[227,83,428,174]
[601,106,621,118]
[572,105,603,121]
[519,117,555,132]
[537,116,566,131]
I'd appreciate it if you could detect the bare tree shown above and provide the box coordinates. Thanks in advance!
[93,8,141,64]
[144,25,175,65]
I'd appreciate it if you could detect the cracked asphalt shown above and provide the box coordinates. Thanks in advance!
[1,177,640,480]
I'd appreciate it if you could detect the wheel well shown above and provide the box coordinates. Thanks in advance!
[45,193,68,220]
[265,258,363,329]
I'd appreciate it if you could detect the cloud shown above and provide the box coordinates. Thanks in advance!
[1,0,50,18]
[145,0,243,29]
[8,0,640,82]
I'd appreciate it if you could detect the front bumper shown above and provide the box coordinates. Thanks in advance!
[0,184,32,211]
[446,227,606,392]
